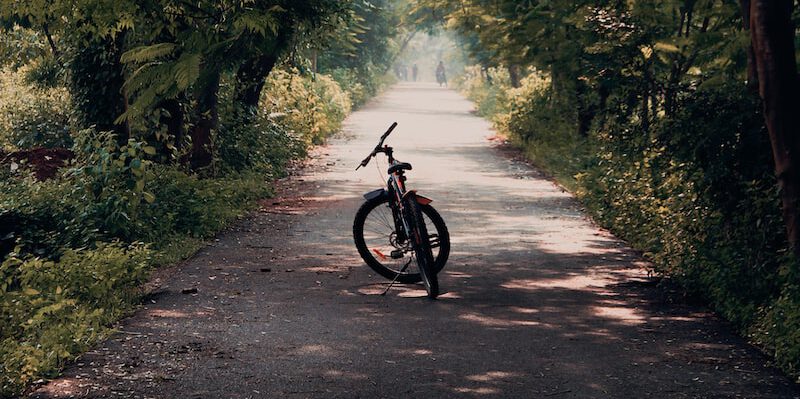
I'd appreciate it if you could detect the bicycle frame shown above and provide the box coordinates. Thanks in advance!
[364,145,435,243]
[354,122,446,297]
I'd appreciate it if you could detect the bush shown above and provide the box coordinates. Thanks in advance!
[0,243,151,395]
[579,83,792,328]
[261,69,351,145]
[329,68,370,108]
[327,65,394,108]
[456,65,513,119]
[459,66,588,189]
[0,175,98,260]
[465,66,800,380]
[0,67,361,396]
[0,68,73,150]
[0,135,272,396]
[216,108,305,175]
[135,167,272,243]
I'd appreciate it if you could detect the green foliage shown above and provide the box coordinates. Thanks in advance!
[0,68,73,149]
[216,109,305,175]
[134,167,272,243]
[0,176,95,259]
[69,129,156,240]
[328,68,371,107]
[261,69,351,145]
[327,65,393,108]
[459,67,589,189]
[0,26,50,71]
[436,0,800,381]
[117,1,348,123]
[457,66,512,119]
[0,243,151,395]
[315,0,399,109]
[575,85,798,378]
[68,37,128,136]
[754,287,800,378]
[0,65,361,396]
[470,71,800,379]
[0,162,273,397]
[591,85,790,329]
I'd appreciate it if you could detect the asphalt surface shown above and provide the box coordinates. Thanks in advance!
[32,82,799,398]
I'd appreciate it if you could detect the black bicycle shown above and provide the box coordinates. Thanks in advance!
[353,122,450,298]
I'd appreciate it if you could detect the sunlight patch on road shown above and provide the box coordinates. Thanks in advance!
[466,371,524,382]
[396,348,435,357]
[31,377,99,398]
[509,306,539,314]
[591,305,646,325]
[459,312,542,328]
[397,288,431,298]
[146,309,192,318]
[501,274,615,291]
[453,386,502,395]
[323,369,369,380]
[293,344,336,356]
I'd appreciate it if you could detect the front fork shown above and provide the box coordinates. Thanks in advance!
[387,183,409,244]
[362,182,433,248]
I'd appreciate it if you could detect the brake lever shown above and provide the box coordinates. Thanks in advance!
[356,154,372,170]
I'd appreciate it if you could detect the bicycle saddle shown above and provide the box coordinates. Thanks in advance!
[388,162,412,174]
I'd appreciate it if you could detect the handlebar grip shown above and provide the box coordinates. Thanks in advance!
[381,122,398,140]
[357,122,398,170]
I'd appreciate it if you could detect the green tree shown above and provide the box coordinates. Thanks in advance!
[1,0,349,169]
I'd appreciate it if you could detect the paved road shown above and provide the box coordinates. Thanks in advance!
[34,83,799,398]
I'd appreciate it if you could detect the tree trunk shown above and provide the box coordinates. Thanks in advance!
[508,64,521,88]
[189,71,221,171]
[739,0,759,91]
[234,32,291,111]
[748,0,800,255]
[640,92,650,133]
[384,31,417,74]
[575,80,595,137]
[70,35,130,145]
[235,53,281,110]
[159,98,185,151]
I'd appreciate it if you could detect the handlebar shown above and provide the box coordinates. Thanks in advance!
[356,122,398,170]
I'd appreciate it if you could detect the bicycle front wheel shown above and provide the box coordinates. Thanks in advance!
[403,193,439,298]
[353,195,450,285]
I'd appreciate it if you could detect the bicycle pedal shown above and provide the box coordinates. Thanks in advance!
[390,250,405,259]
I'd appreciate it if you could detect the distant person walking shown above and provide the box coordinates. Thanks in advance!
[435,61,447,87]
[412,64,419,82]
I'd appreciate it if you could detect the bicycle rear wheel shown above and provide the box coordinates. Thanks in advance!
[353,195,449,284]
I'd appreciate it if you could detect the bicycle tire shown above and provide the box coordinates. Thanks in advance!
[403,193,439,298]
[353,195,450,284]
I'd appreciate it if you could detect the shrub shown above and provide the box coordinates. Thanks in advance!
[216,109,305,175]
[329,68,370,108]
[0,175,98,260]
[134,167,272,243]
[261,69,351,145]
[459,67,588,189]
[456,65,513,120]
[0,243,151,395]
[327,65,394,108]
[0,68,73,150]
[0,67,361,396]
[465,65,800,380]
[68,129,156,241]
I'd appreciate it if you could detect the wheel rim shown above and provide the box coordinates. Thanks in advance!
[361,202,442,276]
